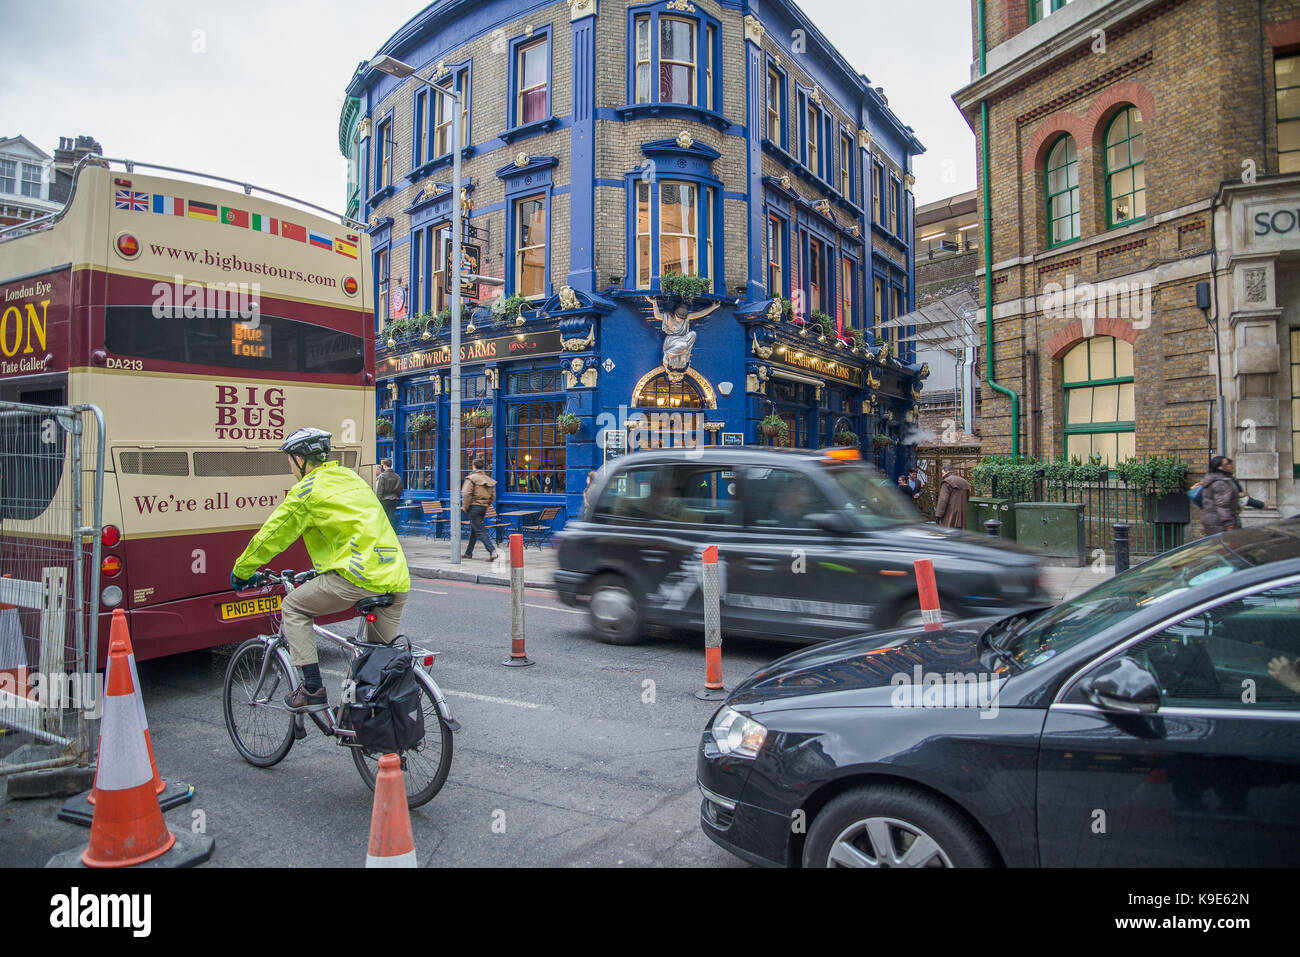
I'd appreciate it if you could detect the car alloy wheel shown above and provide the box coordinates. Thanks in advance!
[825,816,953,868]
[896,606,958,630]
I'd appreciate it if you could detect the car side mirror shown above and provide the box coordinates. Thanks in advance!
[809,511,855,535]
[1081,656,1161,714]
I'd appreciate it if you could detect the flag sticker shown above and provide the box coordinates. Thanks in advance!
[280,221,307,243]
[308,230,332,251]
[152,194,184,216]
[114,190,148,211]
[334,236,358,259]
[221,206,249,228]
[188,200,219,222]
[251,213,277,235]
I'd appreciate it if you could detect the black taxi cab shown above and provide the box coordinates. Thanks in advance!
[553,447,1047,644]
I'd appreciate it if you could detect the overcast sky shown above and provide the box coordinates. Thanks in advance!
[0,0,976,215]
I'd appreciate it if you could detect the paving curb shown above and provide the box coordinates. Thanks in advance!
[409,564,557,591]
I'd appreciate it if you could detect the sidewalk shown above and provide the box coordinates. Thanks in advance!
[399,532,1108,603]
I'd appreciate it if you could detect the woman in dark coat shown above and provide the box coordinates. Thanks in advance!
[1199,455,1241,536]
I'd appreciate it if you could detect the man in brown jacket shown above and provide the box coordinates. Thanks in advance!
[935,463,972,529]
[461,457,500,560]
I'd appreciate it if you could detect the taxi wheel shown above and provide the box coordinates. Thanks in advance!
[588,574,644,645]
[893,598,961,630]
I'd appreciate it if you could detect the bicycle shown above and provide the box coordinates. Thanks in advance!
[221,568,458,808]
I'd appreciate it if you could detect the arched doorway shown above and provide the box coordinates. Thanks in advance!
[630,368,712,450]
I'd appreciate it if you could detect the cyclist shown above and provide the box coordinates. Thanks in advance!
[230,427,410,713]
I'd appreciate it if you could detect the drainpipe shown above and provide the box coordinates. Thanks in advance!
[978,0,1021,456]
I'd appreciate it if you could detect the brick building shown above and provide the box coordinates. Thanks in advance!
[954,0,1300,521]
[343,0,925,523]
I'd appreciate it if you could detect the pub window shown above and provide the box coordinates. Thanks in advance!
[445,373,492,492]
[872,161,883,225]
[433,67,470,157]
[889,177,899,234]
[631,8,720,110]
[375,115,393,193]
[771,380,810,448]
[804,97,820,177]
[513,194,547,298]
[808,237,824,314]
[767,213,786,296]
[505,383,566,494]
[376,247,390,327]
[840,256,854,332]
[412,88,429,169]
[513,36,550,127]
[873,276,884,346]
[402,379,438,493]
[1062,336,1135,466]
[840,133,852,200]
[633,177,716,289]
[632,373,705,450]
[766,65,785,144]
[410,230,423,318]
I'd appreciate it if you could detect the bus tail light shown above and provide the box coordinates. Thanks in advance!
[101,585,123,608]
[101,556,122,577]
[101,525,121,547]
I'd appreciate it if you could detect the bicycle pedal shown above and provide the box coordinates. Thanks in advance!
[293,717,307,740]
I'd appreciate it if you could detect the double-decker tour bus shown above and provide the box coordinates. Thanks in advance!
[0,159,374,663]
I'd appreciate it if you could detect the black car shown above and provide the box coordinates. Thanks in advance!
[697,521,1300,867]
[554,447,1045,644]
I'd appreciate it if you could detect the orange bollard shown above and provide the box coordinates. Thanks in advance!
[502,533,533,667]
[913,558,943,631]
[695,546,726,700]
[365,754,417,868]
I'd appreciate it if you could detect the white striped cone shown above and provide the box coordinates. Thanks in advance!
[82,632,175,867]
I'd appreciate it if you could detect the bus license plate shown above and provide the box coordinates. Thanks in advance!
[220,595,281,620]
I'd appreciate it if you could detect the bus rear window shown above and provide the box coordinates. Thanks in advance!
[104,307,364,375]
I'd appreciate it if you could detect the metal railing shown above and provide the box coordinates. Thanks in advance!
[0,403,105,777]
[985,476,1186,558]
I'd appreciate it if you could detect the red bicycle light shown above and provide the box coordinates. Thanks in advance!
[423,655,434,667]
[101,525,121,547]
[365,613,377,623]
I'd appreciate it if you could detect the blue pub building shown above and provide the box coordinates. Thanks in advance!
[342,0,928,529]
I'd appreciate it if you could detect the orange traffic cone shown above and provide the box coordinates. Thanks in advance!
[60,609,193,826]
[365,754,417,868]
[82,630,176,866]
[47,626,214,868]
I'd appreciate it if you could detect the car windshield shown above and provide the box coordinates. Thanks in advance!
[825,463,917,530]
[1001,536,1251,669]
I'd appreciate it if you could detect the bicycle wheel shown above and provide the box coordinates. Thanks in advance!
[351,672,453,808]
[223,637,295,768]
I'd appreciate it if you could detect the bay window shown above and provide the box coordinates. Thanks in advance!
[629,6,721,113]
[633,177,717,289]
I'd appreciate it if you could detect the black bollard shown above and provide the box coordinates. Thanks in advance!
[984,518,1001,537]
[1113,524,1131,575]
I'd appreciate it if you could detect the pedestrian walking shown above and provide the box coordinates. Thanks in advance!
[375,458,403,531]
[1199,455,1267,536]
[935,462,972,529]
[461,457,500,561]
[897,474,918,510]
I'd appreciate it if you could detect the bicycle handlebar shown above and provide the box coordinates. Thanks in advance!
[233,568,319,592]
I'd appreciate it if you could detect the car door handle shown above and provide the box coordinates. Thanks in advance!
[747,557,780,571]
[642,549,670,564]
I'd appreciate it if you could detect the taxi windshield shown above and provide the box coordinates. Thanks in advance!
[825,463,917,530]
[1001,537,1251,669]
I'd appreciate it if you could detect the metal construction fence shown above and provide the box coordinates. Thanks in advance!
[984,476,1187,559]
[0,402,105,777]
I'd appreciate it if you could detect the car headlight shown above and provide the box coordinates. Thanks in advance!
[711,706,768,758]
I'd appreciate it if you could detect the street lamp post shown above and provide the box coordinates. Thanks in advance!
[370,55,465,562]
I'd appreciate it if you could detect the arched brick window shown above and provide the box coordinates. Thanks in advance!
[1045,135,1081,247]
[1104,107,1146,227]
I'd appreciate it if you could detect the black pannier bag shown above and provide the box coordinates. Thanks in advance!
[340,638,425,753]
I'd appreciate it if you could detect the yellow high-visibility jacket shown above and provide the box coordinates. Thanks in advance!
[232,460,410,593]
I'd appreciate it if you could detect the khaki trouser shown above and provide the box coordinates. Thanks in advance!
[280,571,408,666]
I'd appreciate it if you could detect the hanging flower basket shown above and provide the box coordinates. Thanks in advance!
[760,414,787,441]
[556,411,582,435]
[469,409,492,429]
[376,417,393,438]
[407,413,435,434]
[833,431,858,447]
[872,433,891,450]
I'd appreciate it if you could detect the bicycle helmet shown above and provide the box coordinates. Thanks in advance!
[281,427,332,461]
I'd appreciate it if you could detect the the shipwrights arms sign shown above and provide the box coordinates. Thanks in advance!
[379,329,563,378]
[774,350,865,387]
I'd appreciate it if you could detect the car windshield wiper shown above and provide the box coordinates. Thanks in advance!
[980,614,1030,671]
